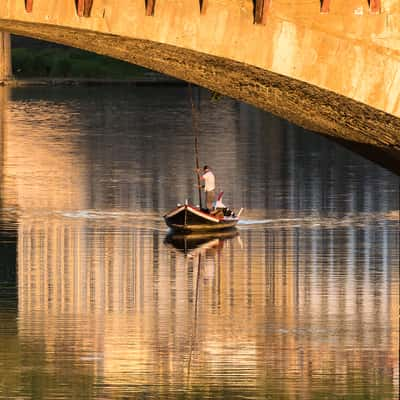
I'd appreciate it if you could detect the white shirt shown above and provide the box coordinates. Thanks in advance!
[202,170,215,192]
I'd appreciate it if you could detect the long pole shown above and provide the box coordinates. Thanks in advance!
[188,83,203,209]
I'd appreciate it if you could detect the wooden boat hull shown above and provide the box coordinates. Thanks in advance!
[164,205,239,233]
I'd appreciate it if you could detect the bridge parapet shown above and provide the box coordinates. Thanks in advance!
[3,1,400,110]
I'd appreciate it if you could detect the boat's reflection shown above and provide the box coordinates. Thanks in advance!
[164,228,239,255]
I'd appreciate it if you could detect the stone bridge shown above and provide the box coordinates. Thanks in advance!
[1,1,400,173]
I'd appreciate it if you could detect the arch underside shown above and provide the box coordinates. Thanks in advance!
[1,19,400,174]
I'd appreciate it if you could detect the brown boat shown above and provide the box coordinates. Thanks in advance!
[164,85,242,233]
[164,203,241,233]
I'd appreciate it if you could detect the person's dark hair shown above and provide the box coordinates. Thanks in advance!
[203,165,209,171]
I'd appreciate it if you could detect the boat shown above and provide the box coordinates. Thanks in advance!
[164,201,241,233]
[163,84,243,233]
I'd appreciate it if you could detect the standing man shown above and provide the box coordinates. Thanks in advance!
[200,165,215,210]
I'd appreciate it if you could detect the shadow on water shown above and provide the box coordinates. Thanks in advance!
[0,87,17,311]
[0,237,17,303]
[0,237,17,347]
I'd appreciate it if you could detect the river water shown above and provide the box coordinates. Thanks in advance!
[0,86,398,399]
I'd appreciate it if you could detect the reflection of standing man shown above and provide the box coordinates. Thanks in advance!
[200,165,215,210]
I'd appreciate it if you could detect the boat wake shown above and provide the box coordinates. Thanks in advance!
[239,218,301,225]
[60,210,161,221]
[11,208,399,232]
[238,211,399,230]
[16,209,166,231]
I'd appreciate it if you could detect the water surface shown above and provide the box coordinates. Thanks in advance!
[0,86,398,399]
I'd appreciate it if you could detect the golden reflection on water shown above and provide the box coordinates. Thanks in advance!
[0,86,399,399]
[14,214,399,399]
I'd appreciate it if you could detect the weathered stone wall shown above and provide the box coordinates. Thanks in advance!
[1,1,400,114]
[0,1,400,171]
[0,32,12,80]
